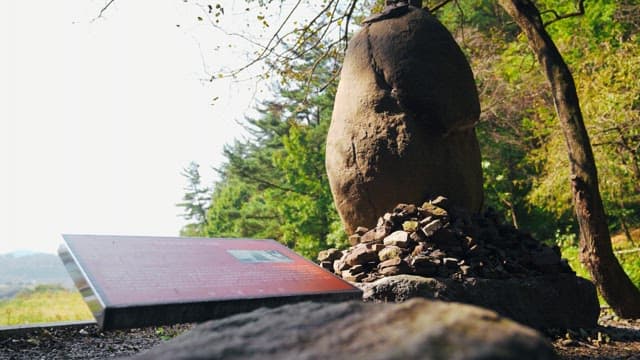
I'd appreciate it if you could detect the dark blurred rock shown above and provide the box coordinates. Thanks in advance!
[131,299,556,360]
[356,274,600,329]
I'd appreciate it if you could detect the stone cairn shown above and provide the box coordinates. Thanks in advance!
[318,196,573,283]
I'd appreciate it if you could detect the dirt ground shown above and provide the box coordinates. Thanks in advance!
[549,309,640,359]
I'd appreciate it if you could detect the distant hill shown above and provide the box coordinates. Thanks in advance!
[0,252,74,299]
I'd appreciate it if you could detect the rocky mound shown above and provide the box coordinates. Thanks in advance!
[318,196,572,283]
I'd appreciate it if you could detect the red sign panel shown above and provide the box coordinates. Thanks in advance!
[60,235,359,309]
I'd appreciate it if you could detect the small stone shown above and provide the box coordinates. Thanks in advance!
[384,230,411,248]
[379,259,411,276]
[379,246,403,261]
[464,236,476,248]
[412,242,427,256]
[421,202,449,219]
[378,257,402,269]
[379,266,402,276]
[409,230,426,243]
[349,234,361,246]
[378,258,402,270]
[355,226,369,236]
[317,248,343,262]
[403,204,418,216]
[429,249,446,259]
[360,226,387,244]
[410,255,439,273]
[402,220,419,232]
[361,273,380,283]
[345,246,378,266]
[460,265,471,275]
[378,259,410,276]
[560,339,576,347]
[444,257,460,269]
[411,255,432,266]
[320,261,333,271]
[421,219,443,237]
[349,264,365,274]
[371,243,386,253]
[333,259,349,274]
[341,269,367,282]
[393,203,409,213]
[430,196,449,209]
[412,261,438,276]
[419,216,434,226]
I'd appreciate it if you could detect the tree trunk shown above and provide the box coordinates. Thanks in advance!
[497,0,640,318]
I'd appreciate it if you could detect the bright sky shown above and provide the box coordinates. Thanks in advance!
[0,0,278,254]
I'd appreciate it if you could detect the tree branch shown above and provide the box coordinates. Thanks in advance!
[429,0,455,13]
[92,0,117,22]
[541,0,585,27]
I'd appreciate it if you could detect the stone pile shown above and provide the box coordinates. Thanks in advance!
[318,196,573,283]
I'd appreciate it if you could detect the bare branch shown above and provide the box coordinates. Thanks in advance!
[343,0,359,49]
[429,0,454,13]
[222,0,305,78]
[92,0,117,22]
[541,0,585,27]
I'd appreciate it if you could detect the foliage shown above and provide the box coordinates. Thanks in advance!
[197,45,347,259]
[177,162,211,237]
[0,285,93,326]
[436,0,640,243]
[524,1,640,239]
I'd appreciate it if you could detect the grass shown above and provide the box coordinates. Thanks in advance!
[560,228,640,305]
[0,285,94,326]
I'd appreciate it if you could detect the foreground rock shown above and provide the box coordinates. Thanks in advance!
[130,299,556,360]
[326,5,484,234]
[356,274,600,329]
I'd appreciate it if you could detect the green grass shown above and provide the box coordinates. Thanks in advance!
[560,228,640,305]
[0,285,94,326]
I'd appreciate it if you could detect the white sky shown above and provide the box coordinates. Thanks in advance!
[0,0,283,254]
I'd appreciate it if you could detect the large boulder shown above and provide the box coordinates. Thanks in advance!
[356,274,600,329]
[130,299,556,360]
[326,6,483,234]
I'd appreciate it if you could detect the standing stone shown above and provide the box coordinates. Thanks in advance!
[326,6,483,234]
